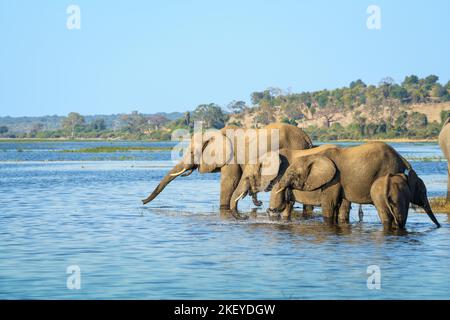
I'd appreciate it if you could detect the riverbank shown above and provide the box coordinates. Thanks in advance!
[0,137,440,143]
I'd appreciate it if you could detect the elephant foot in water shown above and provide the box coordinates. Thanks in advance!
[220,207,249,220]
[251,193,263,207]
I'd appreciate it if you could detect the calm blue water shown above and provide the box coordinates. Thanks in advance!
[0,141,449,299]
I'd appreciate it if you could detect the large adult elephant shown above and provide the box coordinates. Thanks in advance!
[268,142,441,227]
[438,118,450,200]
[141,123,313,211]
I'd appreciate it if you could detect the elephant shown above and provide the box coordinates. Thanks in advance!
[267,142,441,227]
[371,171,441,229]
[370,173,410,229]
[141,123,313,212]
[438,117,450,200]
[229,144,339,213]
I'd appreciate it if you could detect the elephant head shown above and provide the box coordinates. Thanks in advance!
[268,155,337,213]
[230,151,281,210]
[277,155,336,192]
[267,155,336,213]
[407,169,441,227]
[142,130,233,204]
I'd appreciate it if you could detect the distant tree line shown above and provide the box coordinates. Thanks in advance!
[1,74,449,140]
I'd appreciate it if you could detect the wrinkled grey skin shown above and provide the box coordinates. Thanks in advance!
[268,142,431,224]
[269,178,343,223]
[371,172,441,229]
[230,145,338,213]
[370,174,411,229]
[438,118,450,200]
[141,123,312,213]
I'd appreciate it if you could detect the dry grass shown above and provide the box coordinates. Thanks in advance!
[429,197,450,213]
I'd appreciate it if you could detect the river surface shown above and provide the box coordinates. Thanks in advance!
[0,141,449,299]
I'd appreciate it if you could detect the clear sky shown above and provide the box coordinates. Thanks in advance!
[1,0,449,116]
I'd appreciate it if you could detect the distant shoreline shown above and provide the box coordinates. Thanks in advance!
[0,137,439,143]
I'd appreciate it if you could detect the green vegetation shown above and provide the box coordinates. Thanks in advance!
[1,74,449,141]
[429,197,450,213]
[245,75,450,141]
[61,146,172,153]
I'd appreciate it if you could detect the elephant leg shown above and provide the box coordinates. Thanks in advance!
[281,201,294,220]
[358,205,364,222]
[322,201,338,225]
[322,185,341,224]
[220,164,242,211]
[338,199,351,223]
[374,205,392,229]
[251,193,262,207]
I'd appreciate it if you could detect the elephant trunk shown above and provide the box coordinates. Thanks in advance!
[142,162,189,205]
[230,179,250,211]
[423,198,441,228]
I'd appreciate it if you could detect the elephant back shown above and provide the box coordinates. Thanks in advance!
[439,118,450,156]
[264,123,313,151]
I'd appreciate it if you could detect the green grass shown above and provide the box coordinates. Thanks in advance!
[60,146,172,153]
[406,156,446,162]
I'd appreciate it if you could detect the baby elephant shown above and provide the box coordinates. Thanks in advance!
[370,171,441,229]
[370,174,410,229]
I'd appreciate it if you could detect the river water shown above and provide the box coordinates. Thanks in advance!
[0,141,448,299]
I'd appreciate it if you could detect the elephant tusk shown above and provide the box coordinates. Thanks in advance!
[234,191,247,202]
[170,168,187,177]
[276,187,286,194]
[181,169,194,177]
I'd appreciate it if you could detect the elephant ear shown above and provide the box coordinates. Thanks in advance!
[258,151,281,192]
[303,155,336,191]
[199,131,233,173]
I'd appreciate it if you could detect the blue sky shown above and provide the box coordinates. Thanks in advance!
[0,0,449,116]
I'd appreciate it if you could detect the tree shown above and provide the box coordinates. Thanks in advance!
[390,84,409,102]
[30,123,44,136]
[89,119,106,132]
[62,112,85,138]
[192,103,228,129]
[440,110,450,125]
[120,111,147,134]
[313,90,329,108]
[430,84,446,99]
[408,112,428,129]
[349,79,366,89]
[227,100,247,114]
[250,90,273,105]
[254,100,275,125]
[445,81,450,92]
[147,115,169,130]
[402,75,419,87]
[423,75,439,90]
[282,102,304,122]
[394,111,409,135]
[379,77,395,98]
[184,111,191,127]
[0,126,8,134]
[353,112,367,136]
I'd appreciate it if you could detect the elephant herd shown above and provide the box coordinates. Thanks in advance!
[143,122,445,230]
